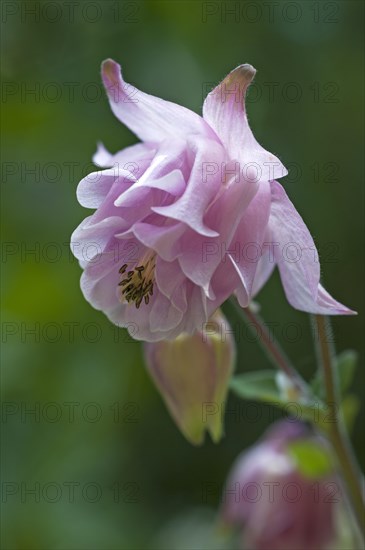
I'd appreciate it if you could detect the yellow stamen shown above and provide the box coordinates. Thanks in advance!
[118,252,155,308]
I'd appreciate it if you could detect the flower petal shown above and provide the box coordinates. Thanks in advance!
[76,168,133,210]
[155,257,188,312]
[229,180,271,305]
[71,216,128,261]
[102,59,214,143]
[93,140,156,172]
[269,180,355,315]
[114,139,189,206]
[149,292,184,333]
[203,65,287,181]
[152,138,225,237]
[177,167,259,296]
[78,144,154,209]
[92,142,114,167]
[251,232,276,297]
[80,252,120,311]
[207,258,243,317]
[130,222,185,262]
[182,284,208,334]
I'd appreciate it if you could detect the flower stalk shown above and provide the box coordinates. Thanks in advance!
[230,298,308,396]
[314,315,365,538]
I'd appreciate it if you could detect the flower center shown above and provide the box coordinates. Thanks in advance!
[118,253,155,309]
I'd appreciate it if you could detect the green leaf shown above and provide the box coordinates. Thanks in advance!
[230,371,328,427]
[335,350,358,394]
[310,349,358,400]
[341,394,361,434]
[287,440,334,479]
[230,371,281,403]
[310,370,325,400]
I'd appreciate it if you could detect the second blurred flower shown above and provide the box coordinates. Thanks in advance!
[221,420,343,550]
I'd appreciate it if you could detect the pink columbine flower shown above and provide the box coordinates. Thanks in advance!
[71,59,354,341]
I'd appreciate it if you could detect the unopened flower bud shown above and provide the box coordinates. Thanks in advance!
[143,310,235,445]
[221,420,341,550]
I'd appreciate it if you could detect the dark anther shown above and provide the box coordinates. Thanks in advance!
[119,277,132,287]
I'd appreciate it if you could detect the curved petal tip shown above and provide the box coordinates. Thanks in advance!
[236,63,256,81]
[225,64,256,93]
[101,58,121,87]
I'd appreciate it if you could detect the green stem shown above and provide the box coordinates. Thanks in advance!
[230,299,308,395]
[314,315,365,538]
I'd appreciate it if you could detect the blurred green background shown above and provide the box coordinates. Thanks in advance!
[1,1,364,548]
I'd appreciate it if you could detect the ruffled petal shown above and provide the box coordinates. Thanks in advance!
[251,230,276,297]
[149,292,184,333]
[152,138,225,237]
[207,258,243,317]
[203,65,287,182]
[92,142,114,167]
[182,284,208,334]
[155,257,188,312]
[106,288,185,343]
[114,138,189,206]
[229,180,271,306]
[79,237,146,308]
[177,167,259,296]
[80,252,120,311]
[102,59,215,143]
[269,180,355,315]
[76,168,133,209]
[129,222,185,262]
[78,144,155,209]
[71,216,128,261]
[92,141,154,169]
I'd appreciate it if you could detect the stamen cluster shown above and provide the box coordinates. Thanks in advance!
[118,260,155,309]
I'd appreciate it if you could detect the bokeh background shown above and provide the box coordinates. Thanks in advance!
[2,0,364,548]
